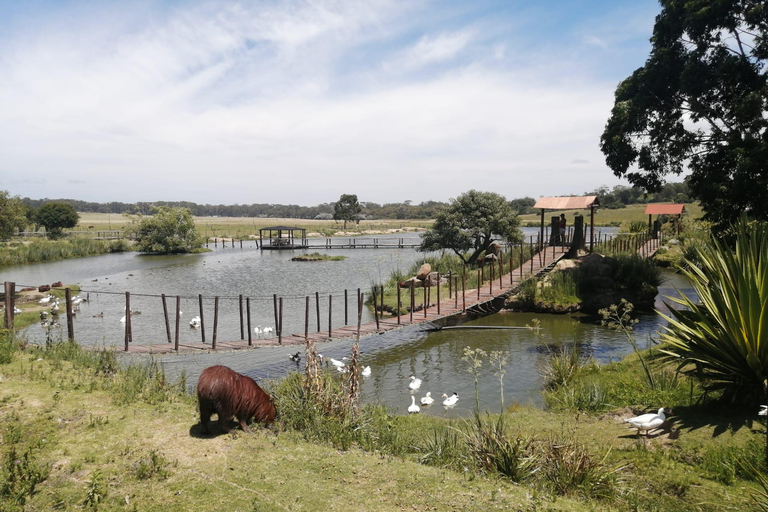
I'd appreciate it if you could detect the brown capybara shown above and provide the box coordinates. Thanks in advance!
[196,365,276,434]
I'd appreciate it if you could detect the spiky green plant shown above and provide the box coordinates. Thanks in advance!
[659,217,768,404]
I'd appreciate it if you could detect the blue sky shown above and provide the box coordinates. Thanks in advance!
[0,0,663,205]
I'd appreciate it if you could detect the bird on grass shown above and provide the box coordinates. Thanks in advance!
[408,376,422,391]
[624,407,671,437]
[442,393,459,407]
[408,396,420,414]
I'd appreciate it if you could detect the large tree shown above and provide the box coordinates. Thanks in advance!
[36,202,79,238]
[600,0,768,229]
[0,190,27,240]
[333,194,362,229]
[135,206,203,254]
[419,190,521,264]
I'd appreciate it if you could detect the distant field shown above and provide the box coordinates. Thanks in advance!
[517,202,703,227]
[75,214,433,238]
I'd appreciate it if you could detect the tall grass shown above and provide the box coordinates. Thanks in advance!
[0,238,131,266]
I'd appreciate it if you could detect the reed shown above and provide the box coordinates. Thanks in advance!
[0,238,131,266]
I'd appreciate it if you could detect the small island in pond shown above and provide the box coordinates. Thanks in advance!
[291,252,346,262]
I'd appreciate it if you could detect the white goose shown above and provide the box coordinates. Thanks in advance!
[442,393,459,407]
[759,405,767,416]
[408,376,422,391]
[624,407,670,436]
[420,392,434,406]
[408,396,420,414]
[330,357,348,369]
[361,366,371,377]
[254,325,262,337]
[263,326,274,336]
[189,316,201,328]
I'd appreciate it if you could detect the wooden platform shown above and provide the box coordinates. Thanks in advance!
[108,245,571,355]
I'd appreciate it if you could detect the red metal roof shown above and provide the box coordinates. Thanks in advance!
[644,204,685,215]
[533,196,600,210]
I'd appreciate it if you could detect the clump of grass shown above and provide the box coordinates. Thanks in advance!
[133,450,172,480]
[82,470,106,510]
[539,436,621,499]
[465,414,536,483]
[542,345,586,390]
[419,426,466,469]
[539,271,579,307]
[0,238,131,266]
[291,252,345,261]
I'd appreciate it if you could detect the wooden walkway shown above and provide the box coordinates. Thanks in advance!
[114,245,571,355]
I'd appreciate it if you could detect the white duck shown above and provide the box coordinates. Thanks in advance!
[759,405,767,416]
[408,376,422,391]
[625,407,670,436]
[189,316,201,328]
[420,392,434,406]
[408,396,420,414]
[263,326,274,336]
[254,325,262,337]
[330,357,348,369]
[442,393,459,407]
[361,366,371,377]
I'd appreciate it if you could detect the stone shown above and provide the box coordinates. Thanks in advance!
[399,277,423,288]
[488,242,503,256]
[424,272,441,287]
[416,263,432,280]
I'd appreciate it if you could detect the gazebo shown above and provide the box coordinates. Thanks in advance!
[259,226,308,250]
[644,204,685,236]
[533,196,600,251]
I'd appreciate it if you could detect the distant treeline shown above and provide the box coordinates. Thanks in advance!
[20,182,690,219]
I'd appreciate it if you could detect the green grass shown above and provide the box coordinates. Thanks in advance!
[290,252,346,261]
[0,238,131,266]
[0,330,765,511]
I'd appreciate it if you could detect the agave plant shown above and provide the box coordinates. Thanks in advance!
[659,217,768,404]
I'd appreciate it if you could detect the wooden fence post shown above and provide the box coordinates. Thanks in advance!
[199,294,206,344]
[278,297,283,345]
[462,273,466,312]
[344,289,349,325]
[162,294,172,343]
[328,294,333,337]
[212,296,219,349]
[239,294,244,340]
[65,287,74,342]
[436,273,441,315]
[373,287,380,329]
[397,285,401,325]
[410,285,414,323]
[124,292,131,349]
[305,296,310,339]
[174,295,180,351]
[315,291,321,332]
[246,297,252,346]
[273,294,279,338]
[3,282,13,330]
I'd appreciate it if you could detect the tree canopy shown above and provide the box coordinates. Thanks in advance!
[134,206,203,254]
[0,191,27,240]
[35,202,79,238]
[419,190,521,264]
[600,0,768,229]
[333,194,362,229]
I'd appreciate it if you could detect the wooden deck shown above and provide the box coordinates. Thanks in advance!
[110,245,571,355]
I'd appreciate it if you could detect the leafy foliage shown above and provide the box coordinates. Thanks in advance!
[419,190,521,264]
[660,217,768,404]
[333,194,362,229]
[35,202,79,238]
[134,206,202,254]
[0,191,27,241]
[600,0,768,229]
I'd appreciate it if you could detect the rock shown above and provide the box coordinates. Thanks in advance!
[484,253,497,263]
[399,277,423,288]
[20,287,36,292]
[488,242,503,256]
[416,263,432,280]
[424,272,441,286]
[38,285,51,292]
[52,282,63,288]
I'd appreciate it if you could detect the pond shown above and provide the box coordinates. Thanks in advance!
[0,227,689,418]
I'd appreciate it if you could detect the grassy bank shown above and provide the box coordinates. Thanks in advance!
[1,329,765,511]
[0,238,132,266]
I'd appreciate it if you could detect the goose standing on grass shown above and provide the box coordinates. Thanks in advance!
[408,396,420,414]
[442,393,459,407]
[361,366,371,377]
[408,376,422,391]
[624,407,670,437]
[759,405,767,416]
[420,392,434,406]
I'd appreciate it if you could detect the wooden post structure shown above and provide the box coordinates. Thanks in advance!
[174,295,180,351]
[539,208,545,250]
[396,285,401,325]
[198,294,206,344]
[489,264,494,295]
[423,284,427,318]
[212,296,219,350]
[246,298,252,346]
[315,291,321,332]
[477,269,481,300]
[272,293,280,338]
[344,289,349,325]
[124,292,132,348]
[380,285,384,322]
[239,294,244,340]
[499,254,504,289]
[590,205,595,252]
[3,282,13,329]
[162,294,172,343]
[436,273,441,315]
[278,297,283,344]
[65,287,74,342]
[304,296,310,339]
[373,287,380,329]
[328,294,333,337]
[448,270,453,298]
[462,273,466,312]
[454,276,458,308]
[409,285,414,323]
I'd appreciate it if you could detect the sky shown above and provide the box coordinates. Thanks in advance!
[0,0,664,206]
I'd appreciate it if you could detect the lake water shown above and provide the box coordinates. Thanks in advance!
[0,226,689,418]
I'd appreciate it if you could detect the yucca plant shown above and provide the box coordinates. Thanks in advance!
[659,217,768,405]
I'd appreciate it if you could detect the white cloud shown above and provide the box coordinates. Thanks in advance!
[386,30,473,71]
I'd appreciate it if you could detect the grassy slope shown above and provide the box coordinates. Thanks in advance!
[1,354,595,512]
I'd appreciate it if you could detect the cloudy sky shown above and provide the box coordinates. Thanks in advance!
[0,0,662,206]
